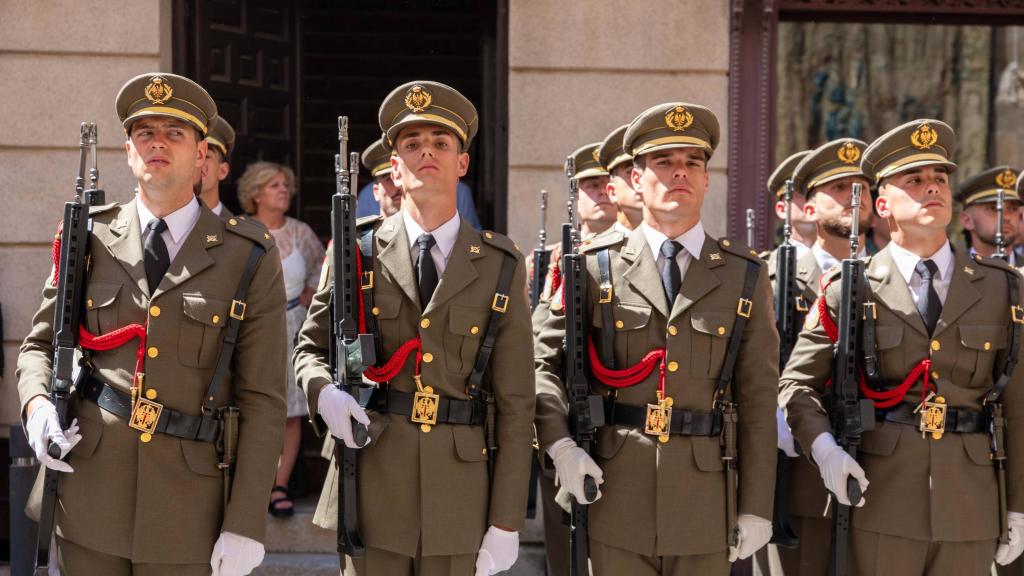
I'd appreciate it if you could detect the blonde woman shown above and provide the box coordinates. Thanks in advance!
[237,161,325,517]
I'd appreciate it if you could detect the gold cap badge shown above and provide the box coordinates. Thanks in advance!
[592,147,601,163]
[996,169,1017,189]
[664,106,694,132]
[837,142,861,164]
[144,76,173,105]
[911,124,937,150]
[404,85,432,113]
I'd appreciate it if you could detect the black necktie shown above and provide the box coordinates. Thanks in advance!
[914,259,942,335]
[415,233,438,308]
[143,218,170,295]
[660,240,683,308]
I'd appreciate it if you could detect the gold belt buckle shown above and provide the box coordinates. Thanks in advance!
[644,396,673,444]
[129,398,164,442]
[918,394,947,440]
[411,387,440,433]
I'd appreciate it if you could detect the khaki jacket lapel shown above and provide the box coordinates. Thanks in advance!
[670,233,722,321]
[620,231,669,318]
[101,201,149,296]
[932,247,983,338]
[867,247,928,337]
[795,249,823,303]
[425,221,481,316]
[152,206,220,298]
[375,213,420,309]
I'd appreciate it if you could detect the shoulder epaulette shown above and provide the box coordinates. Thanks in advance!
[479,230,521,256]
[88,202,119,215]
[356,214,383,229]
[580,231,625,254]
[225,216,274,250]
[974,253,1015,272]
[717,238,762,264]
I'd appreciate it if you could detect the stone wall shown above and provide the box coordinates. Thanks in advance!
[0,0,172,429]
[505,0,733,250]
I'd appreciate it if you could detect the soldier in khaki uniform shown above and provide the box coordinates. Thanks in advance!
[534,102,779,575]
[958,166,1022,266]
[761,138,871,576]
[197,116,237,218]
[780,119,1024,575]
[18,73,287,575]
[762,151,814,281]
[361,138,403,218]
[598,124,643,233]
[293,81,535,576]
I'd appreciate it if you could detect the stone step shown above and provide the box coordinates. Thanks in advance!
[253,553,339,576]
[265,498,336,554]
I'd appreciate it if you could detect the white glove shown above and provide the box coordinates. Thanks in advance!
[26,400,81,473]
[996,511,1024,565]
[811,433,868,507]
[548,437,604,506]
[318,385,371,449]
[210,531,265,576]
[728,514,773,561]
[474,526,520,576]
[776,407,798,458]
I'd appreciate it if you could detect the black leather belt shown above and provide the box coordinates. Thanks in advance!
[605,400,723,436]
[367,387,486,427]
[79,375,220,443]
[878,403,987,434]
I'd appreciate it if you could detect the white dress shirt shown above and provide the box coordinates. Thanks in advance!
[136,196,201,263]
[210,202,224,216]
[403,209,461,277]
[641,221,706,284]
[811,242,866,276]
[888,240,954,305]
[792,238,811,260]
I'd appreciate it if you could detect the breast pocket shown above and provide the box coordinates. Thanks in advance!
[874,325,904,377]
[689,310,736,379]
[85,282,121,335]
[605,301,652,364]
[954,325,1006,387]
[445,305,491,375]
[179,293,230,368]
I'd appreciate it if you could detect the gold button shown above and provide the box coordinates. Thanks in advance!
[931,371,940,380]
[423,352,434,363]
[150,305,161,317]
[931,340,940,352]
[147,346,159,358]
[212,315,221,324]
[717,326,726,336]
[485,232,493,239]
[668,361,679,372]
[668,325,678,336]
[140,432,152,443]
[420,318,431,329]
[470,326,480,335]
[87,298,94,308]
[228,218,238,226]
[615,320,624,329]
[372,306,381,316]
[481,448,488,455]
[984,341,992,351]
[722,239,731,247]
[145,388,158,400]
[264,233,271,240]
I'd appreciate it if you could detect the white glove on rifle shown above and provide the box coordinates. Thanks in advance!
[776,407,799,458]
[548,437,604,511]
[811,433,869,507]
[996,511,1024,566]
[474,526,519,576]
[26,399,81,473]
[318,385,371,449]
[728,514,773,561]
[210,531,265,576]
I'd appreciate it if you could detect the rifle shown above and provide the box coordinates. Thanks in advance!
[530,189,550,312]
[827,182,875,576]
[562,157,604,576]
[996,186,1007,261]
[330,116,375,559]
[746,208,755,249]
[770,179,800,547]
[35,123,97,574]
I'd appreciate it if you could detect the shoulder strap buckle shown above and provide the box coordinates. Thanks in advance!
[736,298,753,319]
[361,271,374,290]
[863,301,877,320]
[598,285,613,303]
[230,299,247,321]
[1011,305,1024,324]
[491,293,509,313]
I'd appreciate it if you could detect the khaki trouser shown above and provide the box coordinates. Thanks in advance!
[849,527,995,576]
[58,536,210,576]
[344,546,476,576]
[540,466,570,576]
[590,538,729,575]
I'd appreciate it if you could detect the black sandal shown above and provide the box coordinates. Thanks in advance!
[269,484,294,518]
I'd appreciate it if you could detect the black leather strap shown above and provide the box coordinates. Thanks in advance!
[80,375,219,443]
[359,227,380,362]
[713,260,760,406]
[605,400,723,436]
[987,269,1022,404]
[466,253,518,399]
[878,403,986,434]
[367,387,486,426]
[596,249,615,370]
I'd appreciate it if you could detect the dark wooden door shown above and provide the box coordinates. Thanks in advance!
[174,0,300,215]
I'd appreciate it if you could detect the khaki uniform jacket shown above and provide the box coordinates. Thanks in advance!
[293,212,535,558]
[534,228,780,557]
[17,200,287,563]
[780,245,1024,542]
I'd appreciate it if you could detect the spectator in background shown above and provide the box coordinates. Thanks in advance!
[355,163,482,229]
[361,138,403,217]
[237,161,326,517]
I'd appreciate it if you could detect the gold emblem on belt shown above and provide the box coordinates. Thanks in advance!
[645,395,673,444]
[915,392,946,440]
[129,398,164,441]
[411,374,440,433]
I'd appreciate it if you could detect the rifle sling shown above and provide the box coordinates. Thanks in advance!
[467,253,518,399]
[596,249,616,370]
[987,268,1021,405]
[713,260,760,406]
[359,228,380,361]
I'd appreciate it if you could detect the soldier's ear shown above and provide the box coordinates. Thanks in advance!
[960,209,975,232]
[195,140,208,168]
[218,161,230,181]
[803,201,817,222]
[457,151,469,178]
[875,194,891,218]
[630,166,643,193]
